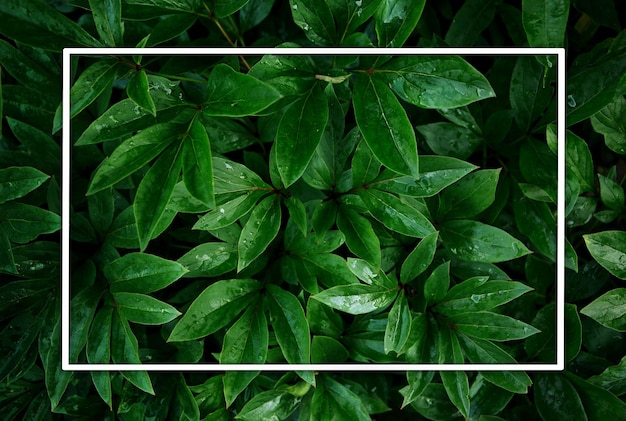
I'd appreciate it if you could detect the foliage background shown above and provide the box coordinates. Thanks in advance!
[1,0,626,419]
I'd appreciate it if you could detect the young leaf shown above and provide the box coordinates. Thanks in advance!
[352,73,419,177]
[584,231,626,280]
[522,0,569,48]
[113,292,181,325]
[591,95,626,154]
[580,288,626,332]
[134,140,184,251]
[384,291,411,355]
[182,118,215,207]
[0,166,49,204]
[88,0,123,47]
[70,60,120,118]
[266,285,311,364]
[204,63,282,117]
[446,311,540,341]
[275,83,329,187]
[0,202,60,244]
[168,279,262,342]
[359,189,436,238]
[336,206,381,268]
[440,219,531,263]
[311,283,398,315]
[424,261,450,306]
[87,123,181,194]
[438,169,500,220]
[127,69,156,116]
[375,0,426,47]
[400,231,439,284]
[381,55,496,109]
[237,195,281,271]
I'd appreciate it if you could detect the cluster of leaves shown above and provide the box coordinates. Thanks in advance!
[1,0,626,420]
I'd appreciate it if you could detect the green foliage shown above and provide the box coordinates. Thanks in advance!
[1,0,626,420]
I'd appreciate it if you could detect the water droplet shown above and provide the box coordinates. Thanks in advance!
[567,95,576,107]
[292,4,297,10]
[470,294,481,303]
[224,162,234,170]
[303,23,310,31]
[219,208,225,214]
[355,0,362,5]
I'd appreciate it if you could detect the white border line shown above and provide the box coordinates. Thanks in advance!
[63,47,565,372]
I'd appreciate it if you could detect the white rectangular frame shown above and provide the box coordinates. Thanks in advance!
[63,47,566,372]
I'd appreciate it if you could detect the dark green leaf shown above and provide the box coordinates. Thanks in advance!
[382,55,496,109]
[510,55,554,132]
[445,0,499,46]
[0,166,49,204]
[372,156,477,197]
[438,169,500,220]
[0,39,56,88]
[352,140,381,188]
[584,231,626,280]
[193,191,265,231]
[534,373,586,421]
[113,292,181,325]
[440,219,531,263]
[0,0,100,51]
[289,0,336,45]
[235,389,300,421]
[522,0,569,47]
[598,174,625,210]
[410,383,463,421]
[352,73,418,177]
[106,252,187,294]
[375,0,426,47]
[307,297,344,339]
[447,311,540,341]
[0,202,60,244]
[400,231,439,284]
[3,86,56,133]
[311,283,398,315]
[565,372,626,419]
[177,242,237,278]
[424,261,450,306]
[439,327,469,418]
[359,189,435,238]
[514,196,556,261]
[89,0,123,46]
[168,279,262,341]
[182,118,215,207]
[146,13,197,46]
[328,0,382,43]
[311,336,349,363]
[384,290,411,354]
[336,206,381,268]
[267,284,310,364]
[581,288,626,332]
[417,122,483,160]
[237,195,281,271]
[87,187,114,237]
[591,95,626,154]
[110,312,154,394]
[276,84,329,187]
[400,370,435,409]
[69,286,101,363]
[70,60,120,118]
[214,0,250,17]
[134,140,184,251]
[566,130,595,193]
[285,196,307,236]
[204,63,282,117]
[127,70,156,116]
[588,355,626,396]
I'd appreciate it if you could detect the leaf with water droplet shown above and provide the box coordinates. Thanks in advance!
[581,288,626,332]
[112,292,181,325]
[237,195,282,272]
[311,283,398,315]
[445,311,540,341]
[584,231,626,280]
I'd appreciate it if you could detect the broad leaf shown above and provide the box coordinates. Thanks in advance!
[417,122,483,160]
[445,0,500,46]
[440,220,531,263]
[535,373,587,421]
[424,261,450,306]
[400,231,439,283]
[311,283,398,315]
[375,0,426,47]
[113,292,181,325]
[591,95,626,154]
[581,288,626,332]
[70,60,121,118]
[0,166,49,204]
[237,195,281,271]
[522,0,569,48]
[438,169,500,220]
[89,0,123,46]
[352,73,418,177]
[236,389,300,421]
[168,279,262,341]
[584,231,626,279]
[566,130,595,193]
[384,291,411,354]
[446,311,540,341]
[289,0,336,45]
[336,206,381,268]
[0,202,60,244]
[106,252,188,293]
[266,285,310,364]
[177,242,237,278]
[127,69,156,116]
[182,118,215,207]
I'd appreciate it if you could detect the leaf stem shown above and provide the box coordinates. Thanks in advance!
[202,2,251,71]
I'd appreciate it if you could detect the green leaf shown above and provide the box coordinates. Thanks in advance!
[0,166,49,204]
[440,220,531,263]
[565,372,626,419]
[514,196,556,261]
[204,63,282,117]
[193,191,264,231]
[267,285,310,364]
[598,174,625,210]
[352,139,381,188]
[372,156,477,197]
[534,373,587,421]
[70,60,120,118]
[328,0,382,43]
[127,70,156,116]
[381,55,496,109]
[89,0,123,46]
[519,140,556,201]
[438,169,500,220]
[375,0,426,47]
[584,231,626,280]
[87,307,113,408]
[384,291,411,354]
[311,336,349,363]
[307,297,344,339]
[113,292,181,325]
[591,95,626,154]
[400,232,438,285]
[237,195,281,271]
[310,376,372,421]
[177,242,237,278]
[87,188,114,237]
[567,51,626,126]
[0,202,60,244]
[359,189,436,238]
[566,130,595,193]
[105,252,187,294]
[581,288,626,332]
[69,286,101,363]
[0,0,100,51]
[510,55,555,132]
[400,370,435,409]
[0,40,56,88]
[146,13,197,46]
[289,0,336,45]
[276,84,329,187]
[111,312,154,394]
[424,261,450,306]
[458,335,532,393]
[0,228,16,274]
[352,73,418,177]
[220,302,267,365]
[588,355,626,396]
[168,279,262,342]
[235,389,300,421]
[311,283,398,315]
[87,123,181,194]
[417,122,483,160]
[410,383,464,421]
[336,206,381,268]
[436,278,533,316]
[134,140,184,251]
[438,327,470,418]
[39,307,73,410]
[182,118,215,207]
[445,0,499,46]
[214,0,250,17]
[522,0,569,47]
[285,196,307,237]
[447,311,540,341]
